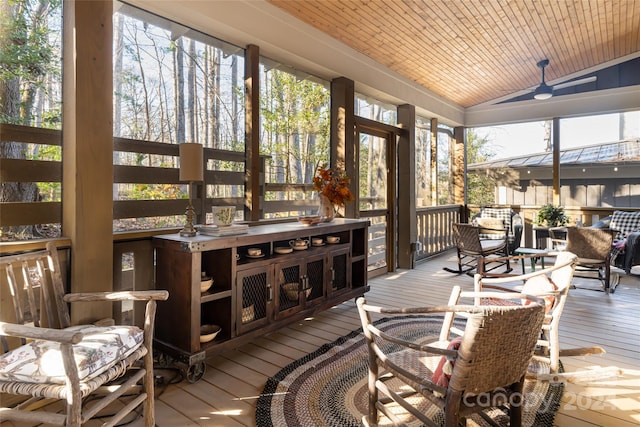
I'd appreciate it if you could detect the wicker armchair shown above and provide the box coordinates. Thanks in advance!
[356,296,545,427]
[563,226,618,293]
[0,242,168,426]
[444,222,512,275]
[471,207,524,254]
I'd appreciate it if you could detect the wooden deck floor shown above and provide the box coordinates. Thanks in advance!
[142,251,640,427]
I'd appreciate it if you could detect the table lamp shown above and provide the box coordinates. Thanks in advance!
[179,142,204,237]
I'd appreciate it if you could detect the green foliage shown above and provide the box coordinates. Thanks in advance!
[0,0,58,78]
[466,173,495,205]
[261,69,330,183]
[126,184,187,201]
[466,128,496,164]
[466,129,497,205]
[27,144,62,202]
[535,204,568,227]
[0,0,62,125]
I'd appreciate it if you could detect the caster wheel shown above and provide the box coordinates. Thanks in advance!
[155,352,174,369]
[183,361,206,383]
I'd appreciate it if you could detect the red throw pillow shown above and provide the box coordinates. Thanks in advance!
[432,336,463,391]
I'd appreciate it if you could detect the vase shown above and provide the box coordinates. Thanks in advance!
[317,194,335,222]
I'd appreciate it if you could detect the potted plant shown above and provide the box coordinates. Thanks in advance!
[535,204,568,227]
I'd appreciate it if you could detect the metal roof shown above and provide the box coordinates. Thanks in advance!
[468,139,640,170]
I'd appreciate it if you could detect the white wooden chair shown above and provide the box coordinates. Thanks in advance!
[0,242,168,426]
[458,251,615,381]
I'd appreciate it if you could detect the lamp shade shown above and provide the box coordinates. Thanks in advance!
[179,143,204,182]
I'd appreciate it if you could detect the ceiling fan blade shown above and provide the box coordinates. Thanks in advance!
[552,76,597,90]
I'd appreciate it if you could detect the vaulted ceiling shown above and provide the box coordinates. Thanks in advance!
[267,0,640,108]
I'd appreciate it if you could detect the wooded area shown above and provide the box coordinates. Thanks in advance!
[0,1,389,239]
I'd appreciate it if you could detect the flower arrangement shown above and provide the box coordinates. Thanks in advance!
[312,164,355,207]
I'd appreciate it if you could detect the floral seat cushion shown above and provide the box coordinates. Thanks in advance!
[0,324,143,384]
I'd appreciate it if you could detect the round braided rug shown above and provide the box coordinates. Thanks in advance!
[255,315,563,427]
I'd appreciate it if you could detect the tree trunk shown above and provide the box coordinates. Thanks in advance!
[0,0,42,238]
[174,38,185,144]
[186,38,196,143]
[135,27,151,144]
[544,120,552,152]
[231,55,238,146]
[113,13,123,137]
[113,13,124,198]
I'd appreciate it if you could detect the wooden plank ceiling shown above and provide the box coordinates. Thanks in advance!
[267,0,640,108]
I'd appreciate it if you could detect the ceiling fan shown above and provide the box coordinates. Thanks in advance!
[533,59,597,100]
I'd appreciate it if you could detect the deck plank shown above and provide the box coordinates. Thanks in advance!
[5,252,637,427]
[16,251,635,427]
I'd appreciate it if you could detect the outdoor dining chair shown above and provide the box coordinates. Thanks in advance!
[0,242,168,426]
[356,295,545,427]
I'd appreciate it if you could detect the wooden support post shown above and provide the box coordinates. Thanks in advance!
[552,118,560,206]
[430,118,438,205]
[397,105,416,269]
[62,0,113,323]
[330,77,357,218]
[244,44,262,221]
[453,126,465,206]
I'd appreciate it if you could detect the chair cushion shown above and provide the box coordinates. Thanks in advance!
[0,324,143,384]
[480,208,512,226]
[476,217,505,236]
[610,210,640,241]
[479,208,513,240]
[521,275,557,314]
[480,276,557,314]
[480,239,505,252]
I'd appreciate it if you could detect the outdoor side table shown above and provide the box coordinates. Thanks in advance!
[514,247,547,274]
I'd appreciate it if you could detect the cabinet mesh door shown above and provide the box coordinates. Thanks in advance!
[278,265,301,312]
[332,252,348,291]
[241,272,267,324]
[307,258,324,301]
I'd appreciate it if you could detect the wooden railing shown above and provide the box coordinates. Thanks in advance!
[0,123,328,230]
[473,205,633,248]
[3,204,638,320]
[415,205,463,261]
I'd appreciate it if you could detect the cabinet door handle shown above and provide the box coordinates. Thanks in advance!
[267,284,273,301]
[330,268,335,282]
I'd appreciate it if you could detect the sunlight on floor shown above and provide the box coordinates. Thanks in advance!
[206,409,244,416]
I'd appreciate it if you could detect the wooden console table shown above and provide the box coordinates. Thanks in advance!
[153,218,369,382]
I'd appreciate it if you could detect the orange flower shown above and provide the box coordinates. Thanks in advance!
[312,164,355,207]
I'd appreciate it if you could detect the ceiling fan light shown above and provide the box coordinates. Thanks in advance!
[534,83,553,100]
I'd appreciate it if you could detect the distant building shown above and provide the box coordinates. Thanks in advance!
[467,139,640,207]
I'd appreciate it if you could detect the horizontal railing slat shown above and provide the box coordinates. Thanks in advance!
[0,123,61,146]
[0,158,61,182]
[0,202,61,226]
